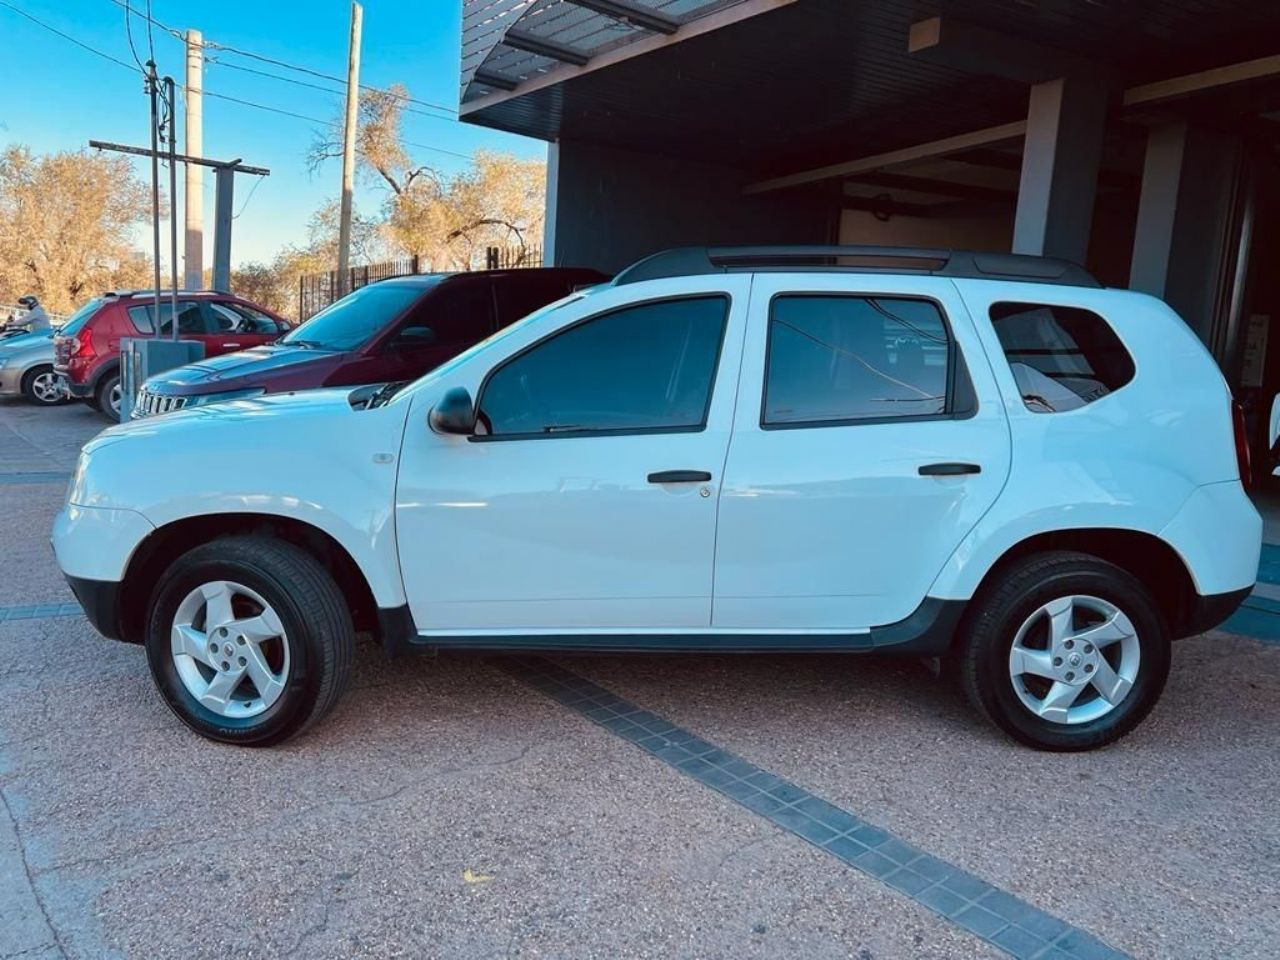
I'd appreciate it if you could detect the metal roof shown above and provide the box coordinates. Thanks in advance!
[459,0,1280,179]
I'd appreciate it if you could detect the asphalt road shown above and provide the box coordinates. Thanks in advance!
[1,398,1277,960]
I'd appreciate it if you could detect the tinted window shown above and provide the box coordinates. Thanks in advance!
[208,302,279,334]
[283,281,433,351]
[494,275,575,327]
[392,278,492,349]
[990,302,1134,413]
[128,300,207,335]
[478,296,728,437]
[764,296,949,425]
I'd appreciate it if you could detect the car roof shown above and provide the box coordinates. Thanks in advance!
[611,246,1100,289]
[377,267,608,288]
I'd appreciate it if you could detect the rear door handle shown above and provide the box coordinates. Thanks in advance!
[648,470,712,484]
[221,342,239,348]
[918,462,981,476]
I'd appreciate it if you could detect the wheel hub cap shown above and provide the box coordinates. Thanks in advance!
[170,580,289,720]
[1008,594,1140,725]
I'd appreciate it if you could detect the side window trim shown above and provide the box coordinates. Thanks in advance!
[470,292,733,443]
[758,291,974,431]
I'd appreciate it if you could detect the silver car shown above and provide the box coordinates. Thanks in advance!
[0,332,65,405]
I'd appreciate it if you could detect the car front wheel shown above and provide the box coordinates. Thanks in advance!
[21,365,65,405]
[145,536,354,746]
[957,551,1170,751]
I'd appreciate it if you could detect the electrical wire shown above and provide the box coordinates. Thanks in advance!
[107,0,458,118]
[207,56,459,125]
[204,39,458,117]
[232,174,265,219]
[3,2,475,162]
[122,0,146,70]
[0,0,138,72]
[144,0,156,63]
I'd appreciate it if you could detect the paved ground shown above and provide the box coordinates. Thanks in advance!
[1,398,1278,960]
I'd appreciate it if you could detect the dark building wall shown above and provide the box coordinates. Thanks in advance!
[548,140,834,274]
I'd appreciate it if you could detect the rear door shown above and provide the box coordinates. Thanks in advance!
[712,274,1011,630]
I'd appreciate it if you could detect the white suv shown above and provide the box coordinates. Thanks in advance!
[52,247,1261,750]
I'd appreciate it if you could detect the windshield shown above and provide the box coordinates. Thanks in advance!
[282,281,437,351]
[53,297,104,336]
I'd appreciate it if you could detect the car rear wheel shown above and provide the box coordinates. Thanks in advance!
[957,551,1170,751]
[21,365,64,405]
[94,372,121,422]
[145,536,355,746]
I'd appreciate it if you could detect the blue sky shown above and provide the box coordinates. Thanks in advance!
[0,0,542,268]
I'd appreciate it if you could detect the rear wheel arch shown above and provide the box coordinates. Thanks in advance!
[119,513,379,645]
[963,528,1197,638]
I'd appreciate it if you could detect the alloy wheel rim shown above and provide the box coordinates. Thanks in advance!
[171,580,290,719]
[108,382,122,415]
[31,372,61,403]
[1008,594,1140,725]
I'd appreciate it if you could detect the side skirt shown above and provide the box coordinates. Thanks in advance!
[384,597,966,657]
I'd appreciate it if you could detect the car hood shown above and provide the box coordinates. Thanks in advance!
[100,386,366,442]
[0,334,53,361]
[149,344,341,390]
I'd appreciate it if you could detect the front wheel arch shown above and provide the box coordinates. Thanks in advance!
[119,513,379,647]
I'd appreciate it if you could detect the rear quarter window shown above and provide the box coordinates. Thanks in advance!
[989,302,1134,413]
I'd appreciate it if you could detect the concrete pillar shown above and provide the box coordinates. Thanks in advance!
[543,141,560,266]
[1012,76,1108,263]
[1129,121,1243,344]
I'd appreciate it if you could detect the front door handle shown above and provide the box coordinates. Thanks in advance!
[918,462,981,476]
[648,470,712,484]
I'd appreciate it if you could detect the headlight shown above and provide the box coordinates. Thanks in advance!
[0,357,8,369]
[186,388,266,408]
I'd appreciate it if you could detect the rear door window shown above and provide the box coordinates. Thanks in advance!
[763,295,951,426]
[989,303,1135,413]
[127,300,208,335]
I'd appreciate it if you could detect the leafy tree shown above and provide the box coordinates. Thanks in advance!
[0,146,154,313]
[308,87,545,269]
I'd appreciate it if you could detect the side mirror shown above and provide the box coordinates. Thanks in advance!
[429,386,476,435]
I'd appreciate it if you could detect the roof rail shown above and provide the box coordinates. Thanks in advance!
[611,246,1101,288]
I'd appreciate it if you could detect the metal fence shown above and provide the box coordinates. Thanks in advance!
[298,245,544,320]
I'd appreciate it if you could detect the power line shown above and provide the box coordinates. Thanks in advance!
[206,40,457,118]
[144,0,156,62]
[107,0,458,118]
[0,0,138,73]
[121,0,145,70]
[206,56,460,125]
[2,2,474,162]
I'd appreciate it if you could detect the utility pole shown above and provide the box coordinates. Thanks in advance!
[165,77,180,338]
[337,1,363,295]
[146,62,163,336]
[183,29,204,290]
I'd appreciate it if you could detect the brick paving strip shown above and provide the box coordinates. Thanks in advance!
[498,655,1130,960]
[0,603,82,623]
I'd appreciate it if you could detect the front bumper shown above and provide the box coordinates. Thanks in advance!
[65,575,125,641]
[0,365,24,396]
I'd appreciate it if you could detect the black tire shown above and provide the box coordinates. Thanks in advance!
[145,536,355,746]
[957,551,1170,751]
[20,364,64,405]
[94,371,120,422]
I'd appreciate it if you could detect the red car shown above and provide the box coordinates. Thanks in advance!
[53,291,292,420]
[131,269,606,418]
